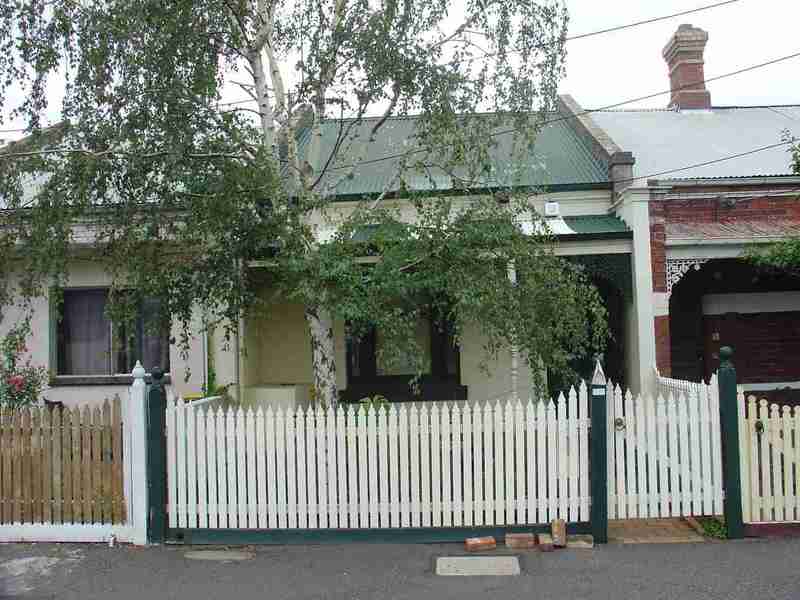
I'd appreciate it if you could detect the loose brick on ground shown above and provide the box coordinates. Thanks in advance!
[505,533,536,549]
[465,536,496,552]
[537,533,554,552]
[551,519,567,548]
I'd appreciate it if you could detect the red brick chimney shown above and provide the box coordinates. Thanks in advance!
[662,24,712,110]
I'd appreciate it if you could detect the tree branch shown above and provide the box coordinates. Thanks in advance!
[369,83,401,141]
[0,148,251,161]
[223,0,251,47]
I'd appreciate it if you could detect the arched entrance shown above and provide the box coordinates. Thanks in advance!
[548,254,629,396]
[669,258,800,396]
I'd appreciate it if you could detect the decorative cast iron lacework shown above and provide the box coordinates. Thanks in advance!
[666,258,710,295]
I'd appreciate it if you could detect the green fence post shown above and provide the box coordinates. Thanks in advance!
[146,366,167,543]
[590,359,608,544]
[718,346,744,539]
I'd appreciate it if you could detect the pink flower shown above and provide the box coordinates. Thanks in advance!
[7,375,24,392]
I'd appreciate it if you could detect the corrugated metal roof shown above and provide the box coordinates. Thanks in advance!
[590,106,800,181]
[562,215,630,235]
[302,114,609,198]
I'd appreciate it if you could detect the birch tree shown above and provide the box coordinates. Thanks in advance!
[0,0,609,404]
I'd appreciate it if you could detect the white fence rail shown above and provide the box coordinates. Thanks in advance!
[740,395,800,524]
[653,366,709,405]
[608,377,724,519]
[166,386,592,530]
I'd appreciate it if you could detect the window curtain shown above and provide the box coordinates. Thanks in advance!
[115,297,170,374]
[139,297,169,373]
[58,290,111,375]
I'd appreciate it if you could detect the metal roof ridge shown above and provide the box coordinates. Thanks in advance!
[320,110,560,124]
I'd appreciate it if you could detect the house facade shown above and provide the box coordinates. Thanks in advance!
[587,24,800,403]
[1,24,797,409]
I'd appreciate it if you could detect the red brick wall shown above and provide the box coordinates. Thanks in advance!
[669,61,710,109]
[662,193,800,224]
[703,311,800,383]
[669,61,704,90]
[652,186,800,383]
[649,201,666,292]
[651,189,800,284]
[654,315,671,377]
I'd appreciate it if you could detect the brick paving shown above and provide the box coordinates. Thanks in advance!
[609,518,706,544]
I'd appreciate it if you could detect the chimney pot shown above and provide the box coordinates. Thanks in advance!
[662,24,711,110]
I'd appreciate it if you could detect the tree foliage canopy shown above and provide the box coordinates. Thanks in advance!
[0,0,610,401]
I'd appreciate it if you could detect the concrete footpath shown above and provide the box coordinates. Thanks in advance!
[1,537,799,600]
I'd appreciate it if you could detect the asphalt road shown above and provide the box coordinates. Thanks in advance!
[1,537,798,600]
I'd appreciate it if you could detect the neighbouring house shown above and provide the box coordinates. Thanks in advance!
[585,24,800,403]
[1,23,797,409]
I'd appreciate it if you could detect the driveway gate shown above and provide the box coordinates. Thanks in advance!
[161,388,593,543]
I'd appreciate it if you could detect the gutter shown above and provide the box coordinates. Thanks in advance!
[556,230,633,242]
[650,175,800,187]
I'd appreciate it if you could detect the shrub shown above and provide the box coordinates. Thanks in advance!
[0,322,48,408]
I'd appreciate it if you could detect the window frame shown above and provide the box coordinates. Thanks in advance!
[52,286,171,383]
[343,312,466,402]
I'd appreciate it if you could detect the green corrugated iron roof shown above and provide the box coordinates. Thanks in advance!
[300,114,610,198]
[561,215,631,236]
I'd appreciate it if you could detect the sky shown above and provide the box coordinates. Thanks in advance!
[560,0,800,110]
[1,0,798,142]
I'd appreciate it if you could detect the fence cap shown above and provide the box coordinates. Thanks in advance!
[719,346,733,366]
[132,361,146,380]
[591,359,606,386]
[151,366,165,384]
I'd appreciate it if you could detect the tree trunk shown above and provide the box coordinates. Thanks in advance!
[248,49,275,151]
[305,305,338,407]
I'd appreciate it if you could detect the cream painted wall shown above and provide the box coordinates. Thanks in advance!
[614,188,656,395]
[623,296,639,393]
[245,301,313,385]
[0,261,206,408]
[307,190,614,242]
[238,291,534,405]
[242,293,347,393]
[459,321,534,403]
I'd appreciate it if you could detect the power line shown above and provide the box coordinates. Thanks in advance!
[462,0,744,64]
[5,50,798,187]
[567,0,742,42]
[620,139,795,184]
[217,0,745,108]
[324,50,800,171]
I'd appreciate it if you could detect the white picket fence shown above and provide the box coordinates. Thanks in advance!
[165,385,591,530]
[740,395,800,524]
[653,366,708,405]
[608,377,724,519]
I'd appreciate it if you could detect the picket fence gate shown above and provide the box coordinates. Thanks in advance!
[165,385,592,531]
[740,394,800,524]
[607,377,724,519]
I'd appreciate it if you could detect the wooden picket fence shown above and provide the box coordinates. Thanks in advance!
[0,397,126,525]
[607,377,724,519]
[166,385,592,530]
[740,395,800,523]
